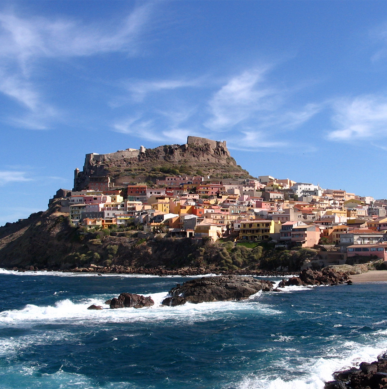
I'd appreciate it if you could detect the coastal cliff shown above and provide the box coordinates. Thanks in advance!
[0,199,318,273]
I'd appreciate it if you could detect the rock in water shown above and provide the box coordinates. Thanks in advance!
[162,296,187,306]
[87,304,103,310]
[325,351,387,388]
[110,293,154,309]
[279,268,350,288]
[162,275,273,306]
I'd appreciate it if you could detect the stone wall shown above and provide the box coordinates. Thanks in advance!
[84,148,140,167]
[187,136,226,149]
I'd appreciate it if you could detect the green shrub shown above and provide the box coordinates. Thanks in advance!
[107,245,119,256]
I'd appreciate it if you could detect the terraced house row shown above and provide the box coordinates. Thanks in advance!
[51,174,387,262]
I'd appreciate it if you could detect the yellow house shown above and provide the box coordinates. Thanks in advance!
[367,218,387,231]
[152,200,170,213]
[325,209,347,218]
[169,200,194,215]
[239,219,281,241]
[109,194,124,203]
[347,209,358,218]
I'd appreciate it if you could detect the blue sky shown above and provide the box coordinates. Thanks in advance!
[1,0,387,225]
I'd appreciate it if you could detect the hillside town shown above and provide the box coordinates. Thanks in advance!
[52,172,387,268]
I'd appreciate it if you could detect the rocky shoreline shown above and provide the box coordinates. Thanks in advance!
[5,265,295,277]
[84,269,352,311]
[325,351,387,389]
[277,268,352,288]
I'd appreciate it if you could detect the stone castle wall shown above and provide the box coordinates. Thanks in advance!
[187,136,226,149]
[84,149,140,168]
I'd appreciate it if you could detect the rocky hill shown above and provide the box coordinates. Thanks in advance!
[74,136,252,190]
[0,200,265,273]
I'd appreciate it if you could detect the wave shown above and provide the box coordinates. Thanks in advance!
[232,336,387,389]
[0,362,136,389]
[0,292,281,327]
[271,280,316,293]
[0,267,224,278]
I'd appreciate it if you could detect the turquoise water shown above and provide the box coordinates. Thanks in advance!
[1,269,387,388]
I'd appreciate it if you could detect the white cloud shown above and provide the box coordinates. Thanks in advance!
[0,73,39,110]
[370,22,387,62]
[0,171,32,185]
[0,4,153,64]
[126,78,204,102]
[161,129,193,144]
[0,71,58,129]
[111,66,321,151]
[204,67,280,130]
[278,103,322,129]
[113,116,165,142]
[328,95,387,141]
[113,115,203,144]
[0,4,154,129]
[228,130,286,150]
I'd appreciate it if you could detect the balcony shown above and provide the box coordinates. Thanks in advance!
[291,234,307,242]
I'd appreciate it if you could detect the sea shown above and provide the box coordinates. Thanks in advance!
[0,269,387,389]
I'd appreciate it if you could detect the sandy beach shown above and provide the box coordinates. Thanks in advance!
[350,270,387,283]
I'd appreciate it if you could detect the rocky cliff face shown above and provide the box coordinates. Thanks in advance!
[74,136,251,190]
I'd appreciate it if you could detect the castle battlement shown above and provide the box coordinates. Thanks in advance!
[187,136,226,149]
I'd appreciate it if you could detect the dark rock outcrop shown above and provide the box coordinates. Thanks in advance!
[325,351,387,388]
[87,304,103,310]
[278,268,350,288]
[162,275,273,306]
[109,293,154,309]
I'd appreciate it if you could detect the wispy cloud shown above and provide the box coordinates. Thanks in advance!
[228,130,286,150]
[125,77,204,102]
[204,67,280,130]
[0,3,154,129]
[113,116,163,142]
[0,4,153,65]
[327,95,387,141]
[370,22,387,62]
[0,171,32,185]
[113,115,201,144]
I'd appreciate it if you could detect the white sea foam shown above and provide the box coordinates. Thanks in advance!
[0,291,281,328]
[0,330,77,359]
[0,268,218,278]
[233,335,387,389]
[0,362,138,389]
[273,283,315,293]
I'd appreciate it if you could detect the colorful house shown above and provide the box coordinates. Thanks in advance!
[291,225,320,247]
[239,219,281,241]
[347,243,387,261]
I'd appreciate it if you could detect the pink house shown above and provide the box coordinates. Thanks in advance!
[291,225,320,248]
[347,243,387,261]
[255,201,271,210]
[156,176,203,187]
[197,184,225,196]
[83,195,111,204]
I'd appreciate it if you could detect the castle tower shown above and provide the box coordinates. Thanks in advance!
[74,168,80,189]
